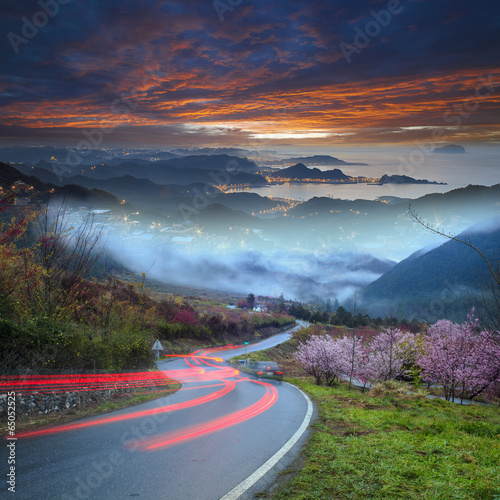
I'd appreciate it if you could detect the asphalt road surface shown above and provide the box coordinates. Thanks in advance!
[2,323,314,500]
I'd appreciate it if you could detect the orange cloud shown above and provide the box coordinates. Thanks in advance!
[1,67,498,145]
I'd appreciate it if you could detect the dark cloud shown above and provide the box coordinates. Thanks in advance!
[1,0,499,145]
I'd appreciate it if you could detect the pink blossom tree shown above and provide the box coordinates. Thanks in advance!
[365,328,415,384]
[335,334,368,389]
[295,335,345,386]
[295,330,419,389]
[416,317,500,403]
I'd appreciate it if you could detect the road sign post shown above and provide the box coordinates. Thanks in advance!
[152,339,164,360]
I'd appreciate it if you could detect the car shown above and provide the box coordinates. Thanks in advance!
[249,361,283,379]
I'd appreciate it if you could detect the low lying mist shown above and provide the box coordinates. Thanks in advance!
[106,235,395,303]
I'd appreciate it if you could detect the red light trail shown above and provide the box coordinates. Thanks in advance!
[7,343,279,449]
[15,379,239,439]
[164,354,223,362]
[0,370,187,394]
[132,380,279,451]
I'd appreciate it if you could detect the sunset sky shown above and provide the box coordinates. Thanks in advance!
[1,0,499,147]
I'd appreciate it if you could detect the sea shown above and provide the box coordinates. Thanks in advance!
[240,145,499,201]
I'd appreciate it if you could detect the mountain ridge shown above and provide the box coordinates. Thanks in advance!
[269,163,351,181]
[274,155,367,166]
[361,220,500,321]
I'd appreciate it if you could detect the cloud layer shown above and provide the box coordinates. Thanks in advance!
[1,0,499,145]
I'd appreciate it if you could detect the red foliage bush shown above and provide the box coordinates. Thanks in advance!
[172,308,198,326]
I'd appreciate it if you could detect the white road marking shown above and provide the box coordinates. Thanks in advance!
[219,384,314,500]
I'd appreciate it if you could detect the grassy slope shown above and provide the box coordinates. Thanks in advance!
[273,380,499,500]
[247,341,500,500]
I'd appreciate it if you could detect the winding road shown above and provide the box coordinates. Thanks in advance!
[2,323,314,500]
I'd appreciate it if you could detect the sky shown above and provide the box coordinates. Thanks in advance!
[1,0,499,148]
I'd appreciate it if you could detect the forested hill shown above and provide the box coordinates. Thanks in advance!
[361,221,500,322]
[0,162,122,207]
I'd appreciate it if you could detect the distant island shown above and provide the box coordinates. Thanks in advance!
[274,155,367,166]
[269,163,352,181]
[267,163,446,186]
[432,144,466,154]
[375,174,447,185]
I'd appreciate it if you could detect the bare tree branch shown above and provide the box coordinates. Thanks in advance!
[408,204,500,331]
[408,205,500,288]
[34,200,108,317]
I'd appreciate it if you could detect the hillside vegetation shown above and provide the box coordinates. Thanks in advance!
[238,325,500,499]
[0,189,294,373]
[362,222,500,322]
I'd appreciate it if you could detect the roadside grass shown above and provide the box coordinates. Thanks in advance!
[224,339,499,499]
[1,385,180,436]
[227,351,273,364]
[272,378,500,500]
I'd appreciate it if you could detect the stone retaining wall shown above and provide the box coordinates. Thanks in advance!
[0,386,162,418]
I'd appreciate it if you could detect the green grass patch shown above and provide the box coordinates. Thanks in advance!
[272,379,500,500]
[227,351,273,364]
